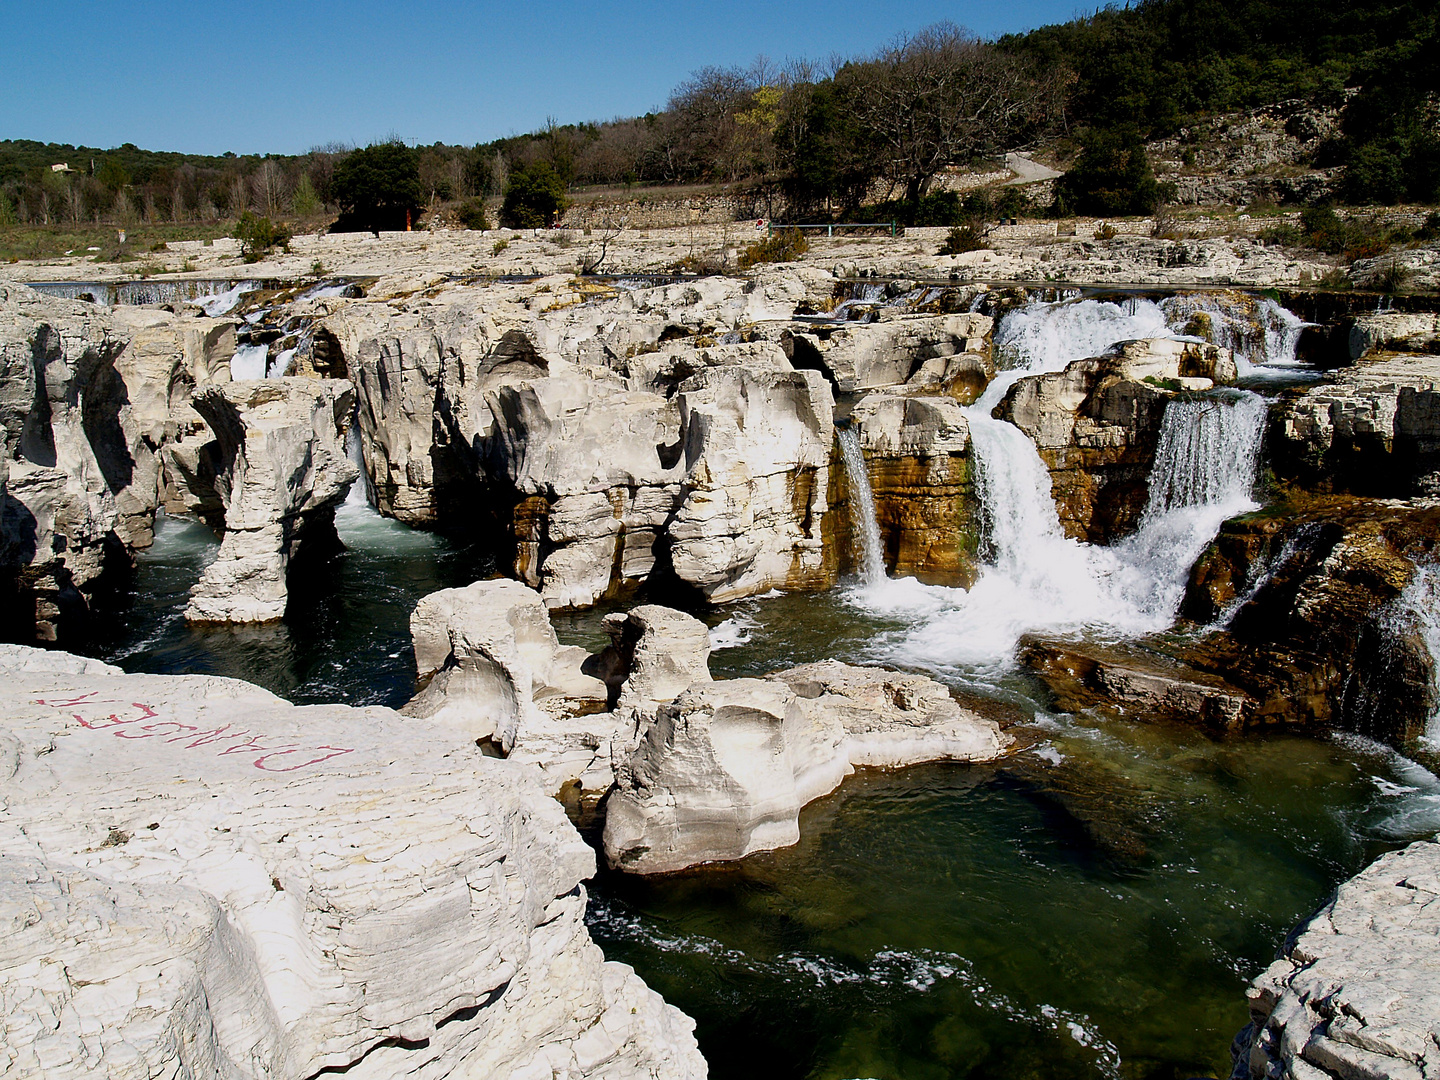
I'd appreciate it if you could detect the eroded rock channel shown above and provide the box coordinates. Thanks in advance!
[3,266,1439,1080]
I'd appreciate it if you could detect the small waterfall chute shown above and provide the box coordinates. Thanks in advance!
[230,343,268,380]
[838,426,886,585]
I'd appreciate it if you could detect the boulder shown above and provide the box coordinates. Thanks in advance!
[402,578,605,751]
[595,604,714,713]
[844,394,979,585]
[0,644,704,1079]
[1234,840,1440,1080]
[771,659,1011,766]
[603,678,849,874]
[604,662,1010,873]
[184,378,358,624]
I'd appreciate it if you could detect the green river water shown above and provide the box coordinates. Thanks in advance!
[96,503,1440,1080]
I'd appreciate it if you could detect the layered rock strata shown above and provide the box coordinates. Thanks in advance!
[183,379,358,623]
[1025,496,1440,743]
[842,393,978,585]
[997,337,1237,541]
[0,644,705,1079]
[1271,351,1440,497]
[1234,840,1440,1080]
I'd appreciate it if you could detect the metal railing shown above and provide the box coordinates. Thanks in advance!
[767,221,900,238]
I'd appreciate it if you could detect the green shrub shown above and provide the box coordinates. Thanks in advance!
[1417,212,1440,241]
[500,163,569,229]
[492,237,509,256]
[738,228,809,269]
[456,197,489,230]
[938,226,987,255]
[1053,129,1167,217]
[233,212,291,263]
[292,174,322,216]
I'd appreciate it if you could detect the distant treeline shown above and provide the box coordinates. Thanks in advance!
[2,0,1434,231]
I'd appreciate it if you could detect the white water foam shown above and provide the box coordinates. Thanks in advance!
[709,615,756,650]
[229,343,269,380]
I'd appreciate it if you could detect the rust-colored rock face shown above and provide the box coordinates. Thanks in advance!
[836,393,980,587]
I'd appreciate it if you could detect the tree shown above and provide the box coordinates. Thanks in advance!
[500,162,568,228]
[330,141,422,234]
[1052,128,1166,216]
[849,23,1064,204]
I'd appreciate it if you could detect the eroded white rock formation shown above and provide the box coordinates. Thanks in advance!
[603,660,1011,874]
[0,644,705,1079]
[184,379,358,624]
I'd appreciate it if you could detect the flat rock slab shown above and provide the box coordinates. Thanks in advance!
[0,645,704,1079]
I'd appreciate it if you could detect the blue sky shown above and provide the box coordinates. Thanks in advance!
[2,1,1088,155]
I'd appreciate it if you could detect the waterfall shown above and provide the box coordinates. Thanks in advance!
[838,426,886,585]
[230,343,268,380]
[845,296,1272,676]
[1140,393,1267,515]
[1394,566,1440,746]
[343,421,371,509]
[1159,293,1307,374]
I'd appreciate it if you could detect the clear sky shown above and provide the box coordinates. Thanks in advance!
[2,1,1087,156]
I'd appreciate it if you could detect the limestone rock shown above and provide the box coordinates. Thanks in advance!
[403,577,605,751]
[1348,312,1440,361]
[0,645,705,1080]
[597,604,714,713]
[783,313,993,394]
[184,378,358,624]
[845,394,978,585]
[1271,352,1440,497]
[0,284,126,642]
[1235,840,1440,1080]
[771,659,1011,766]
[669,365,836,602]
[604,663,1010,873]
[603,678,848,873]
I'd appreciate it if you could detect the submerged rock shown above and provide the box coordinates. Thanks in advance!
[0,644,705,1079]
[1235,840,1440,1080]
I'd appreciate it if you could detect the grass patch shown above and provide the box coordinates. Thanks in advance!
[738,227,808,269]
[0,222,233,264]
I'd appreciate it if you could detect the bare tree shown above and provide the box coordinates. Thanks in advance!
[851,23,1064,203]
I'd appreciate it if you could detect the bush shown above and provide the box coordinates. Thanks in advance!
[738,228,809,269]
[331,141,422,234]
[938,226,987,255]
[455,197,489,230]
[500,163,569,228]
[1053,129,1167,217]
[233,212,291,263]
[492,238,509,256]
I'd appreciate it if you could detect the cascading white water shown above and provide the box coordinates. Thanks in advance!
[1159,293,1307,375]
[1392,566,1440,746]
[343,422,371,509]
[848,296,1271,676]
[838,426,886,585]
[230,343,268,380]
[1140,393,1268,514]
